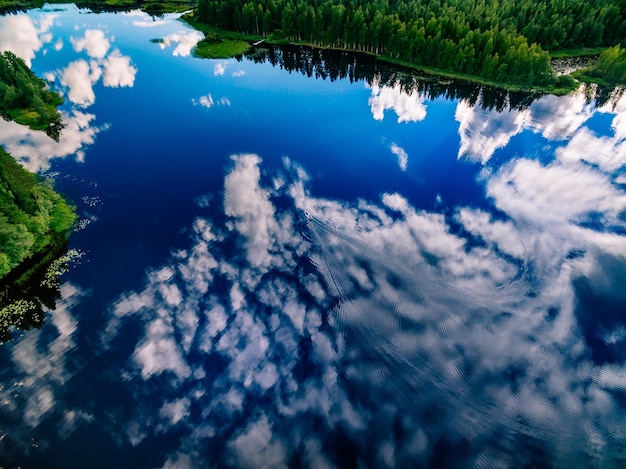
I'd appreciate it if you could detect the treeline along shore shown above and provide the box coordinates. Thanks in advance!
[194,0,626,89]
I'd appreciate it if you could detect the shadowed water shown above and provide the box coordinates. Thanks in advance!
[1,5,626,469]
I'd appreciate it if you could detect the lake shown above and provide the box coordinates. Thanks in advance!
[1,5,626,468]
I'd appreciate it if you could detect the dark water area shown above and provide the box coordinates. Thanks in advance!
[1,5,626,468]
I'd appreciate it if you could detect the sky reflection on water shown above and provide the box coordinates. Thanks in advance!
[1,5,626,468]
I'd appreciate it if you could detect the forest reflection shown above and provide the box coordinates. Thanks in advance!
[246,45,541,111]
[0,244,79,341]
[245,44,625,111]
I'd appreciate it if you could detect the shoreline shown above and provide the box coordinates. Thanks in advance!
[181,14,589,96]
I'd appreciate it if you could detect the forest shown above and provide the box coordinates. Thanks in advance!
[576,44,626,85]
[194,0,626,88]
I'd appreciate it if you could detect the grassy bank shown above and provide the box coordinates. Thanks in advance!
[194,39,250,59]
[570,70,609,86]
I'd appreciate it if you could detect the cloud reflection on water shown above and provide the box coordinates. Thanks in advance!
[61,59,101,106]
[0,284,89,457]
[0,13,56,65]
[59,39,137,106]
[158,31,203,57]
[102,51,137,87]
[92,137,626,467]
[389,143,408,171]
[0,110,103,172]
[192,94,231,109]
[368,80,428,123]
[70,29,110,59]
[126,9,169,29]
[455,87,597,163]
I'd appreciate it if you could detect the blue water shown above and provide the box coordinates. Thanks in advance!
[1,5,626,468]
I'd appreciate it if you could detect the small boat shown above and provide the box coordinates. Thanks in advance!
[304,210,312,221]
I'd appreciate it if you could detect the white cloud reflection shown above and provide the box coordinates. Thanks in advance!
[1,131,624,466]
[192,94,231,109]
[0,13,56,65]
[455,99,525,163]
[368,81,428,123]
[125,9,169,28]
[0,284,89,457]
[0,23,136,173]
[50,27,137,107]
[0,110,103,172]
[61,59,101,106]
[159,31,203,57]
[214,61,227,76]
[390,143,408,171]
[70,29,110,59]
[456,87,597,163]
[59,49,136,105]
[102,50,137,87]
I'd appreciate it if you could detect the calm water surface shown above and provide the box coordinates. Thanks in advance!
[1,5,626,468]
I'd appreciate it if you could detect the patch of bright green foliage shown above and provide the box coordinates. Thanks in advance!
[0,51,63,132]
[574,45,626,86]
[0,147,76,278]
[194,38,251,58]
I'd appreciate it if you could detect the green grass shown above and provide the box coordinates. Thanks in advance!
[571,69,611,86]
[193,39,251,58]
[5,103,61,131]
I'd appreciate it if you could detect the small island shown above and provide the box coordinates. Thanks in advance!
[0,50,63,134]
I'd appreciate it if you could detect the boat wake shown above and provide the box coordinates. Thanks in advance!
[301,209,591,463]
